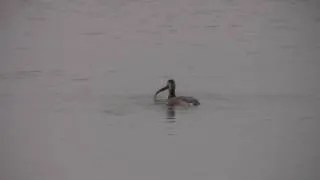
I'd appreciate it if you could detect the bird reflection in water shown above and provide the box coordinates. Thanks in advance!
[166,106,176,122]
[166,105,176,135]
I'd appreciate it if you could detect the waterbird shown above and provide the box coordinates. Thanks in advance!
[154,79,200,107]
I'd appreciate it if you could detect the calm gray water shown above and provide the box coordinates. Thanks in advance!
[1,0,320,180]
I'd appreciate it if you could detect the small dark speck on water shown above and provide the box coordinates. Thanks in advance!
[82,32,105,36]
[299,116,313,121]
[168,29,177,33]
[26,70,42,73]
[246,51,259,56]
[263,117,273,121]
[205,25,219,29]
[167,132,176,136]
[71,78,89,81]
[16,47,29,51]
[102,110,124,116]
[27,17,47,21]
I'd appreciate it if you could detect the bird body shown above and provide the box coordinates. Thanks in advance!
[154,79,200,107]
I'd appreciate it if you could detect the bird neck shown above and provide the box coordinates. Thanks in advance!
[168,88,176,98]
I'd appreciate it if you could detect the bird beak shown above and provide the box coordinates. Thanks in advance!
[155,85,169,96]
[154,85,169,101]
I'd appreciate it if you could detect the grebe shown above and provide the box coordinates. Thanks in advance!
[154,79,200,106]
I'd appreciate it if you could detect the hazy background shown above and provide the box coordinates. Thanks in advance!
[1,0,320,180]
